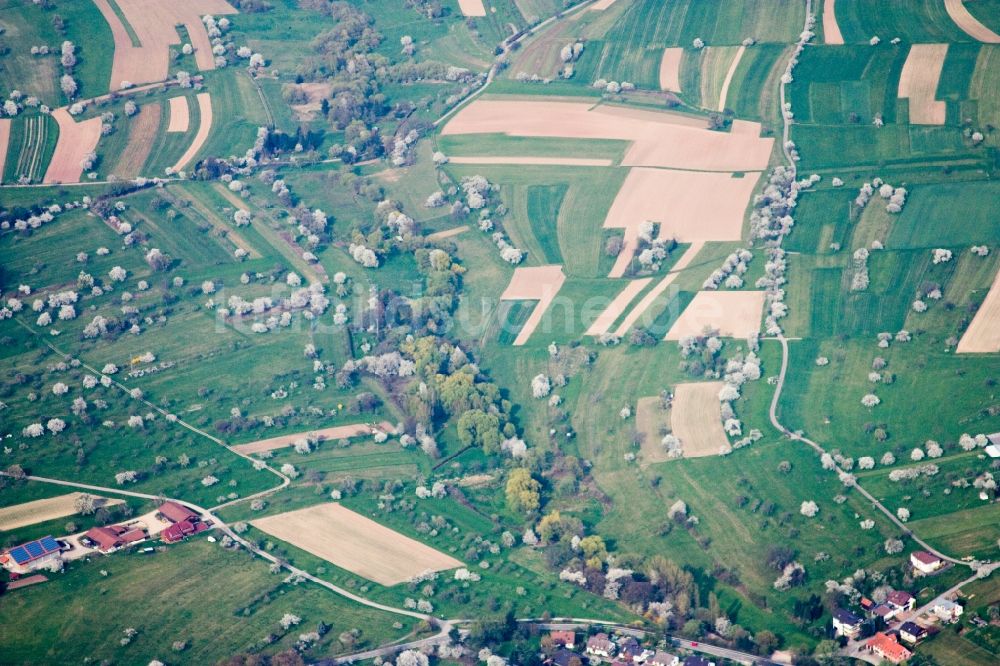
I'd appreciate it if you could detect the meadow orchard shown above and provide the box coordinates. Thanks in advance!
[1,0,1000,665]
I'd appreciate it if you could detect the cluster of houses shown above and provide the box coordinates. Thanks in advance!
[1,501,209,576]
[544,631,713,666]
[830,553,967,664]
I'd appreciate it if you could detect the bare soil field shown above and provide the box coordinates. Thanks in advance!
[43,108,103,184]
[658,47,684,92]
[664,290,766,340]
[822,0,844,45]
[945,0,1000,43]
[671,381,729,457]
[167,96,190,133]
[956,268,1000,352]
[613,242,704,336]
[500,265,567,346]
[442,99,773,172]
[449,156,614,166]
[716,46,746,112]
[898,44,948,125]
[232,421,396,455]
[113,102,161,178]
[586,278,653,336]
[0,118,10,184]
[172,93,212,172]
[590,0,620,9]
[458,0,486,17]
[636,395,672,464]
[94,0,237,89]
[0,493,123,531]
[251,503,463,586]
[604,168,760,277]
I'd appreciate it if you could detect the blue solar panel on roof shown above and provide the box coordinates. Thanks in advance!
[9,546,30,564]
[39,536,59,552]
[25,542,43,557]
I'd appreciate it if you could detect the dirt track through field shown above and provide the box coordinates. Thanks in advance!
[43,108,103,184]
[671,381,729,457]
[232,421,395,454]
[94,0,238,89]
[945,0,1000,43]
[658,47,684,92]
[716,46,746,112]
[448,156,614,166]
[590,0,619,9]
[113,102,160,178]
[957,267,1000,352]
[443,99,773,172]
[664,290,766,340]
[172,92,212,172]
[500,265,566,346]
[0,119,10,183]
[604,168,759,278]
[613,241,704,337]
[458,0,486,17]
[898,44,949,124]
[586,278,652,336]
[0,492,123,531]
[252,503,463,586]
[167,96,190,132]
[426,226,469,240]
[822,0,844,44]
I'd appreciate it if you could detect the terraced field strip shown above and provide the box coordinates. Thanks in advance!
[658,47,683,92]
[585,278,652,335]
[671,381,729,457]
[716,45,746,112]
[0,493,123,531]
[664,290,766,340]
[112,102,161,178]
[14,116,49,182]
[500,265,566,346]
[956,264,1000,352]
[171,92,212,172]
[251,502,463,586]
[613,241,704,337]
[945,0,1000,43]
[232,421,396,455]
[43,108,102,184]
[822,0,843,44]
[167,96,190,132]
[898,44,948,125]
[0,118,10,183]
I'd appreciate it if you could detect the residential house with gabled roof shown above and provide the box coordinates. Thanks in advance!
[550,630,576,650]
[83,524,147,552]
[157,500,199,524]
[832,608,863,638]
[910,550,943,574]
[899,621,927,643]
[647,652,679,666]
[546,648,586,666]
[865,632,912,664]
[681,657,714,666]
[585,633,616,659]
[886,590,915,612]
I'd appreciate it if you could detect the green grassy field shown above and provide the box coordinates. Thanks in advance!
[0,539,415,665]
[577,0,805,87]
[0,0,114,101]
[3,113,58,184]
